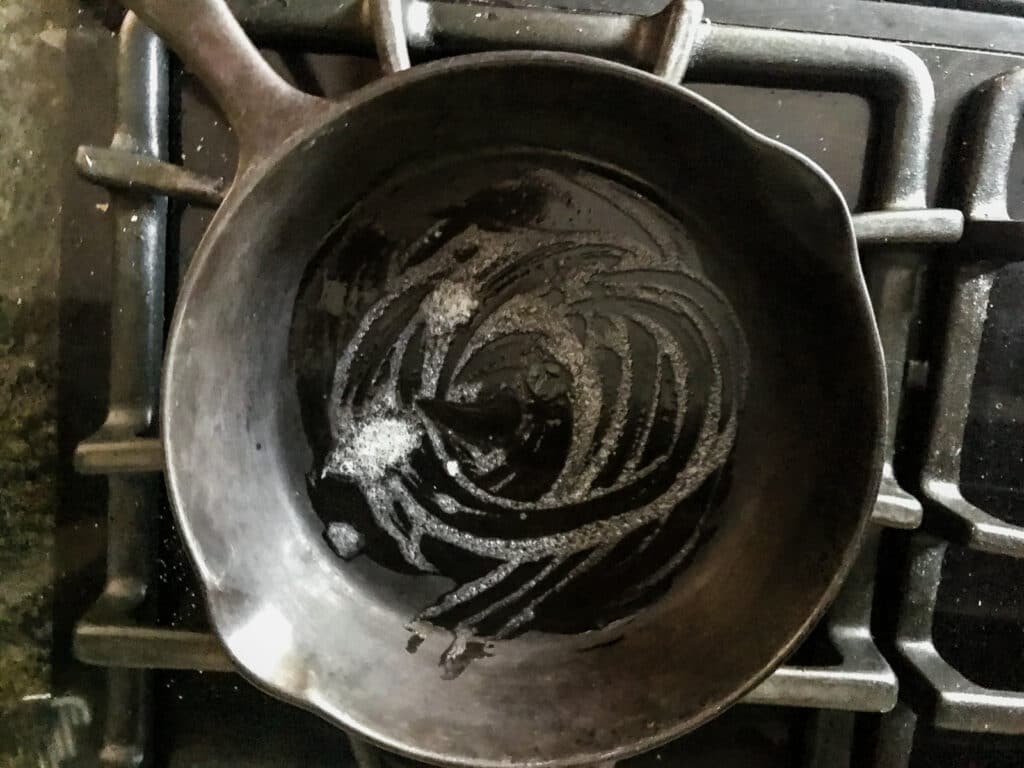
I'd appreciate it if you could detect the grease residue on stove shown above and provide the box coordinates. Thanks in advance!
[290,149,749,675]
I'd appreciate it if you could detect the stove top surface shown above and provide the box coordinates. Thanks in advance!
[3,0,1024,766]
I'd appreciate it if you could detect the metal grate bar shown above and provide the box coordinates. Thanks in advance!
[75,145,225,207]
[224,0,1024,57]
[76,615,234,673]
[921,267,1024,557]
[72,12,170,767]
[871,64,1024,763]
[872,700,919,768]
[852,210,964,247]
[894,535,1024,734]
[75,436,164,475]
[922,67,1024,558]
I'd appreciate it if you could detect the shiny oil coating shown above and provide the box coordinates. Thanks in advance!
[294,153,749,662]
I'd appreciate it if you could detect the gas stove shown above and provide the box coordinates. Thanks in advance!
[56,0,1024,765]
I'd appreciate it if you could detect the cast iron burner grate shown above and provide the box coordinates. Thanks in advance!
[69,1,1024,765]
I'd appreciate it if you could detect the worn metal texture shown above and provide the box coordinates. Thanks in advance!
[894,535,1024,734]
[75,435,165,475]
[878,64,1024,742]
[921,266,1024,555]
[119,1,328,172]
[963,68,1024,222]
[223,0,1024,57]
[872,700,919,768]
[75,623,234,672]
[371,0,411,73]
[921,67,1024,557]
[851,210,964,247]
[70,14,169,768]
[652,0,704,81]
[889,74,1024,740]
[75,145,225,208]
[108,0,887,764]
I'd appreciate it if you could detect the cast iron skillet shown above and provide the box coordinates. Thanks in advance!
[126,0,885,765]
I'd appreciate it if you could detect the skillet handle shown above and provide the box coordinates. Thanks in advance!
[120,0,329,173]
